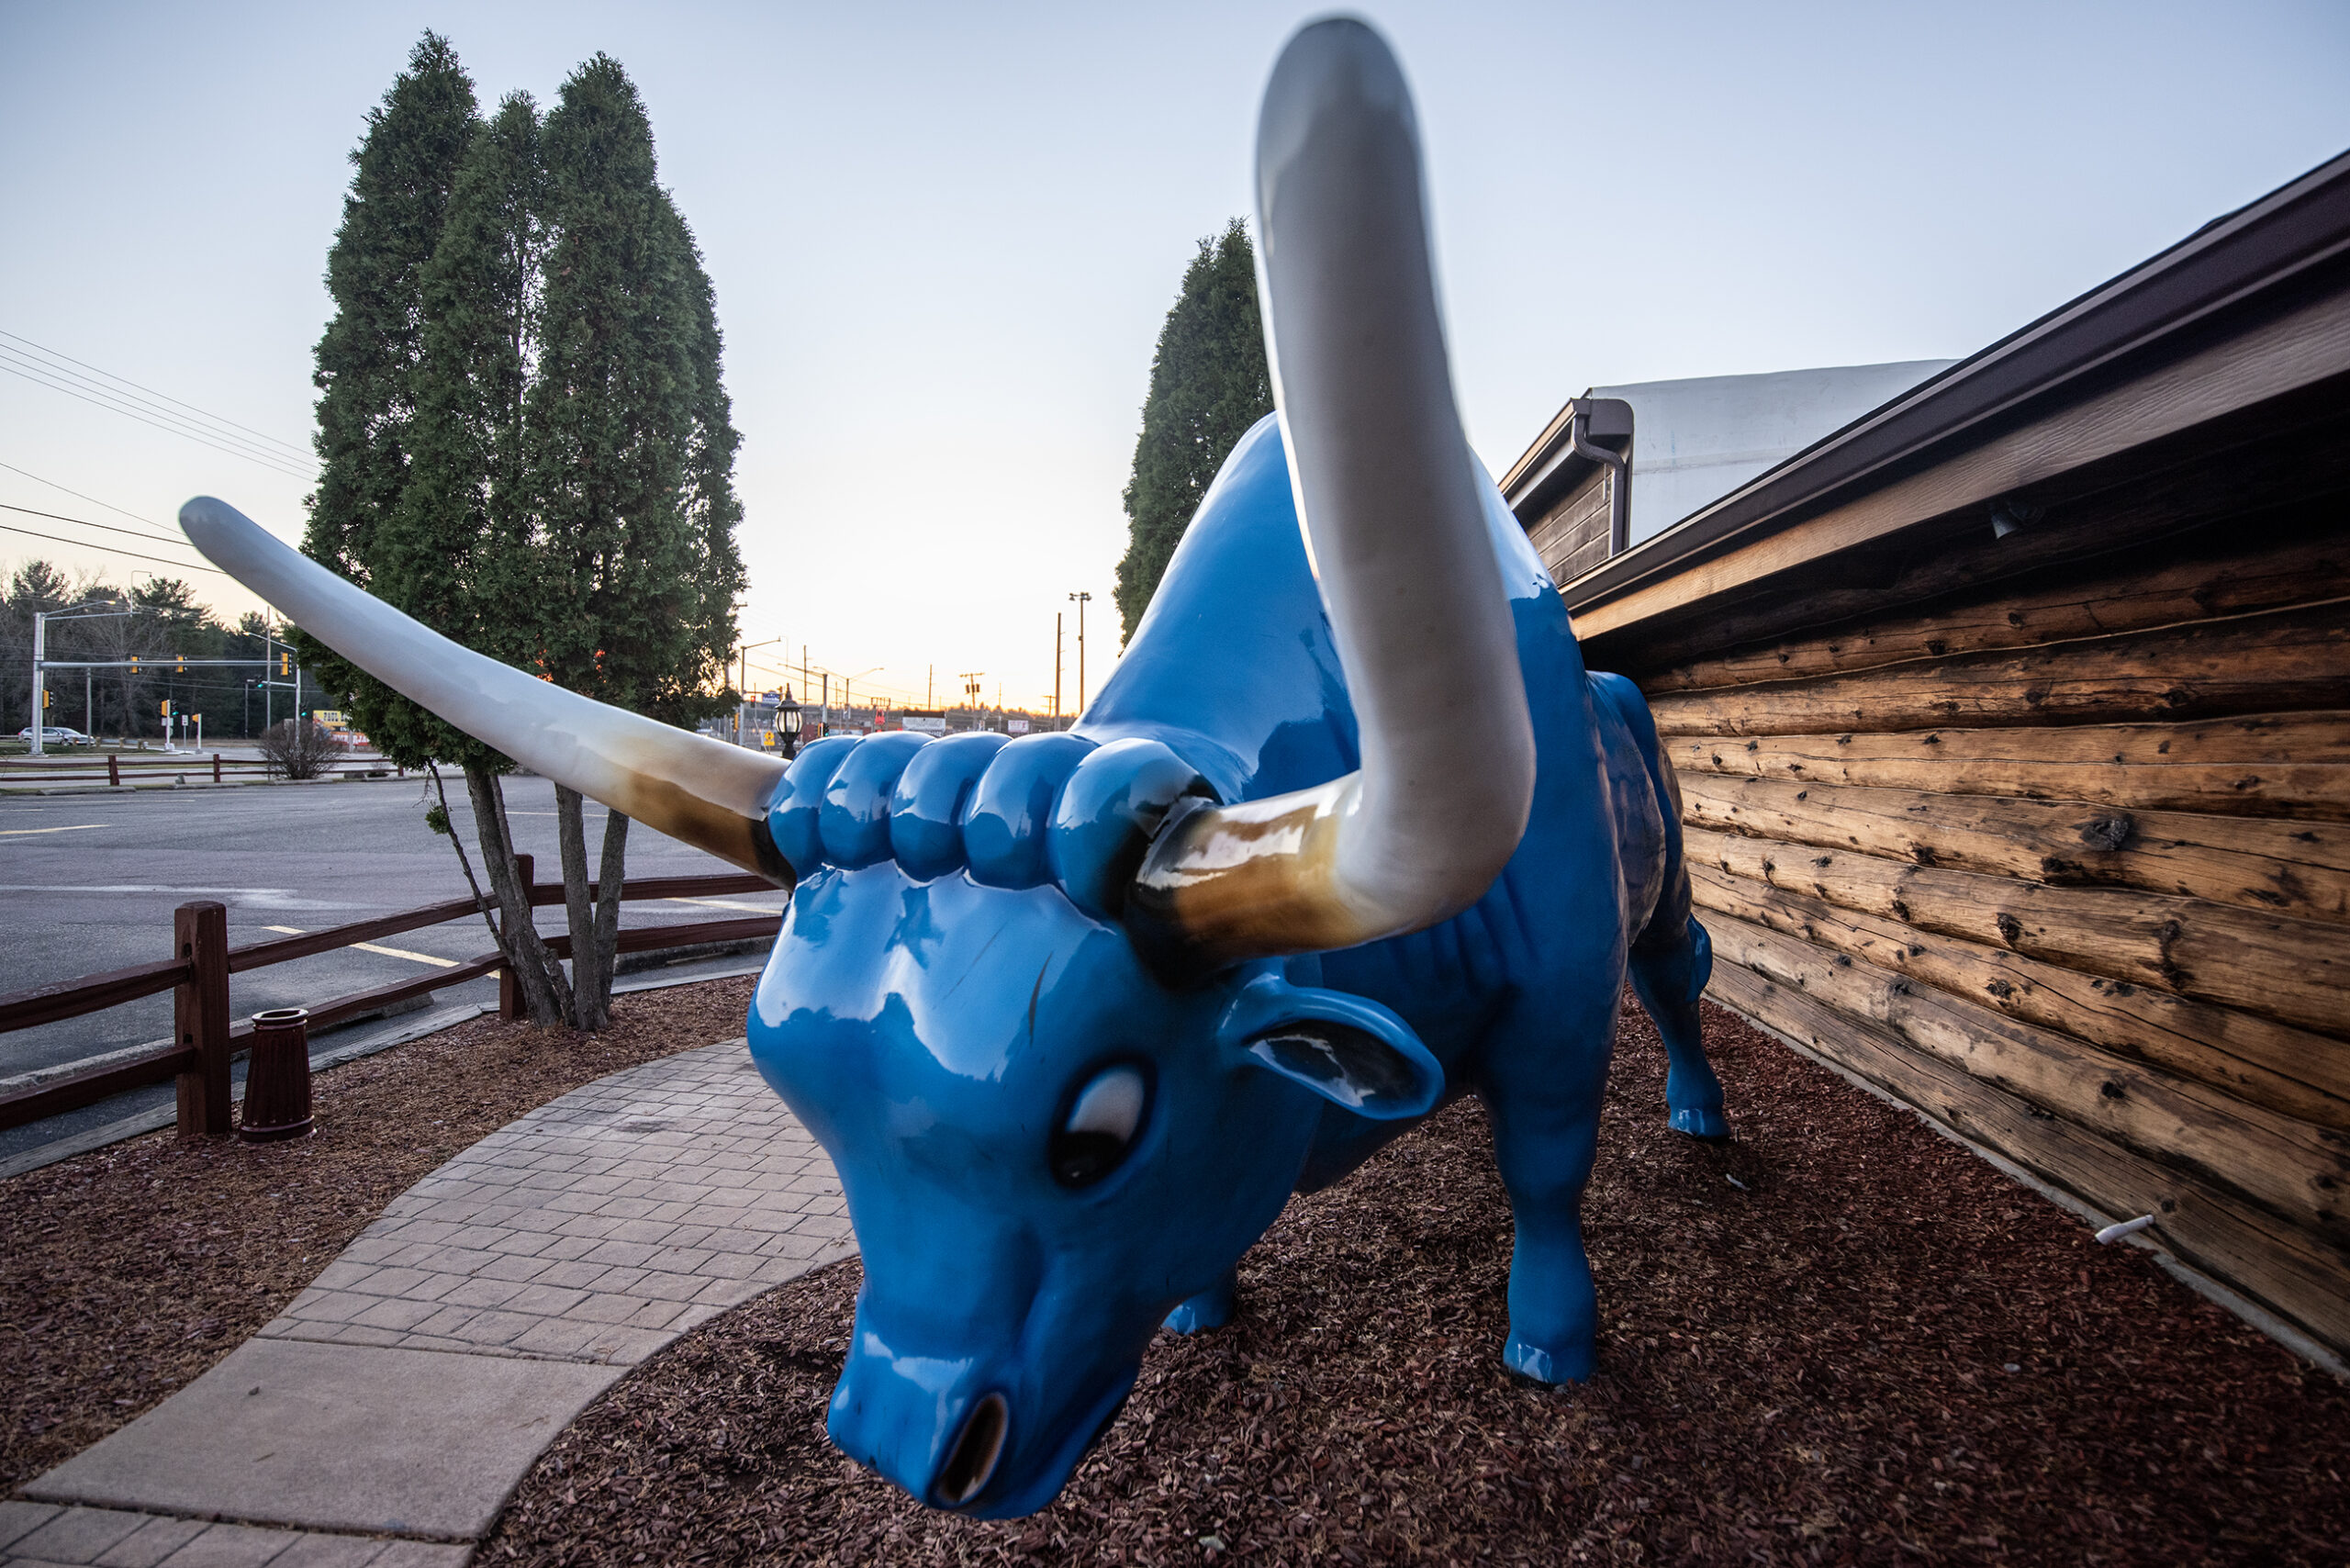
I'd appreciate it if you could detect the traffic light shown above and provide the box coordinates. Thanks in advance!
[129,655,140,673]
[281,653,291,677]
[175,655,185,673]
[41,689,51,710]
[160,700,171,717]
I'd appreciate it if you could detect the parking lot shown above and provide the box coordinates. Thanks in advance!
[0,772,786,1084]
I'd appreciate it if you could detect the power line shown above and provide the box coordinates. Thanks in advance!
[0,361,314,480]
[0,348,318,480]
[0,519,232,577]
[0,355,315,479]
[0,343,315,476]
[0,460,180,536]
[0,501,212,554]
[0,328,313,460]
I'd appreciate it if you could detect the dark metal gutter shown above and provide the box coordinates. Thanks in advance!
[1555,146,2350,614]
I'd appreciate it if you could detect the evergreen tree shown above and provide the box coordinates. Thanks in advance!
[291,40,744,1031]
[1113,219,1273,643]
[304,33,478,594]
[521,54,746,1028]
[300,38,571,1024]
[390,90,577,1023]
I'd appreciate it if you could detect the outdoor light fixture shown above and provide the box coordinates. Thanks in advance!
[779,694,803,759]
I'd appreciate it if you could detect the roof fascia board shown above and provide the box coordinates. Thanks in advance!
[1568,280,2350,641]
[1555,148,2350,621]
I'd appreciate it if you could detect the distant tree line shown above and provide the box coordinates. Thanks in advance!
[303,33,745,1030]
[1,563,285,738]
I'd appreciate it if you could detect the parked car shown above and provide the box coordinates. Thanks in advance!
[15,725,93,746]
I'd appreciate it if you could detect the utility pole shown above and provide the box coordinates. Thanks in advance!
[927,666,934,708]
[1068,591,1091,714]
[1053,612,1063,721]
[28,608,44,756]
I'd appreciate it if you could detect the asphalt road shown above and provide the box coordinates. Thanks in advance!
[0,773,788,1081]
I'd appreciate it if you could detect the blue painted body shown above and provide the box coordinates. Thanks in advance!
[747,415,1723,1517]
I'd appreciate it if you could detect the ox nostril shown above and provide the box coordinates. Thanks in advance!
[933,1392,1009,1508]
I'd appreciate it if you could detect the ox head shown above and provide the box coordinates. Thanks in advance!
[182,15,1532,1520]
[755,727,1448,1514]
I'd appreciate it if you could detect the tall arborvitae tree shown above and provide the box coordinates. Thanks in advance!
[303,39,570,1024]
[297,40,744,1031]
[389,91,576,1023]
[1113,219,1273,643]
[522,54,745,1029]
[305,33,477,599]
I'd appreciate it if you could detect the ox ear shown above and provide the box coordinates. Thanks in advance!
[1217,974,1441,1121]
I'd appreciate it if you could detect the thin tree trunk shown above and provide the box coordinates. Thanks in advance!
[555,784,596,1029]
[555,786,628,1032]
[585,818,630,1034]
[469,764,570,1024]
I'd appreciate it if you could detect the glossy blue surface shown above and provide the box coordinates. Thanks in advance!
[744,414,1725,1517]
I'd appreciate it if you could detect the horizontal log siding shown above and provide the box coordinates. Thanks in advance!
[1629,520,2350,1357]
[1669,712,2350,822]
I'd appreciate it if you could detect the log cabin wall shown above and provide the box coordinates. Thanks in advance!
[1539,152,2350,1365]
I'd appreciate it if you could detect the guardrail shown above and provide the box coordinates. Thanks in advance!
[0,752,399,787]
[0,854,780,1137]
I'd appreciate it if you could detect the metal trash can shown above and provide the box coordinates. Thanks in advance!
[240,1007,315,1142]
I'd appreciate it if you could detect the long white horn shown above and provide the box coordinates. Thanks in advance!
[1128,17,1536,970]
[181,497,793,883]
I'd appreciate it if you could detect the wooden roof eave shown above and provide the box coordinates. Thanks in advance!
[1551,147,2350,648]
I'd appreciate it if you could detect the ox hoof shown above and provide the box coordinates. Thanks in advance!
[1504,1335,1593,1384]
[1163,1277,1237,1335]
[1668,1106,1729,1140]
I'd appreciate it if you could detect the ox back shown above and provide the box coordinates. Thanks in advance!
[1081,413,1717,1190]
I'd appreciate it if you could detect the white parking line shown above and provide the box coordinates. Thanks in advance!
[664,895,782,914]
[262,924,462,969]
[0,823,108,837]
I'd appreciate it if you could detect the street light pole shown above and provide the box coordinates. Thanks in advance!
[736,636,783,745]
[28,599,134,755]
[1067,591,1091,715]
[1053,613,1062,721]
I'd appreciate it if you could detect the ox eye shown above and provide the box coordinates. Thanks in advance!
[1051,1064,1147,1188]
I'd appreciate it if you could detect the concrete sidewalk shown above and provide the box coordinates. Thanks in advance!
[9,1039,851,1567]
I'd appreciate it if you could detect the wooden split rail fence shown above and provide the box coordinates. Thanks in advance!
[0,854,781,1137]
[0,752,398,788]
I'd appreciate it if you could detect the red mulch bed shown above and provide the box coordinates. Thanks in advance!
[0,977,756,1492]
[485,999,2350,1567]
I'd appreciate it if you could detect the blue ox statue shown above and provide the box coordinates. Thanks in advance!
[184,18,1727,1519]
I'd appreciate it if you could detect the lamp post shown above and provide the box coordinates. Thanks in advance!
[779,693,803,759]
[1068,591,1091,715]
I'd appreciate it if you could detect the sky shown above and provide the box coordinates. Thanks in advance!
[4,1,2346,715]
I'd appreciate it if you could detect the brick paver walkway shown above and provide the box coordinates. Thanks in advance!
[16,1038,852,1566]
[257,1041,850,1365]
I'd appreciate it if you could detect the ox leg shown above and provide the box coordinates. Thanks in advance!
[1163,1268,1238,1335]
[1480,1017,1611,1383]
[1628,913,1728,1139]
